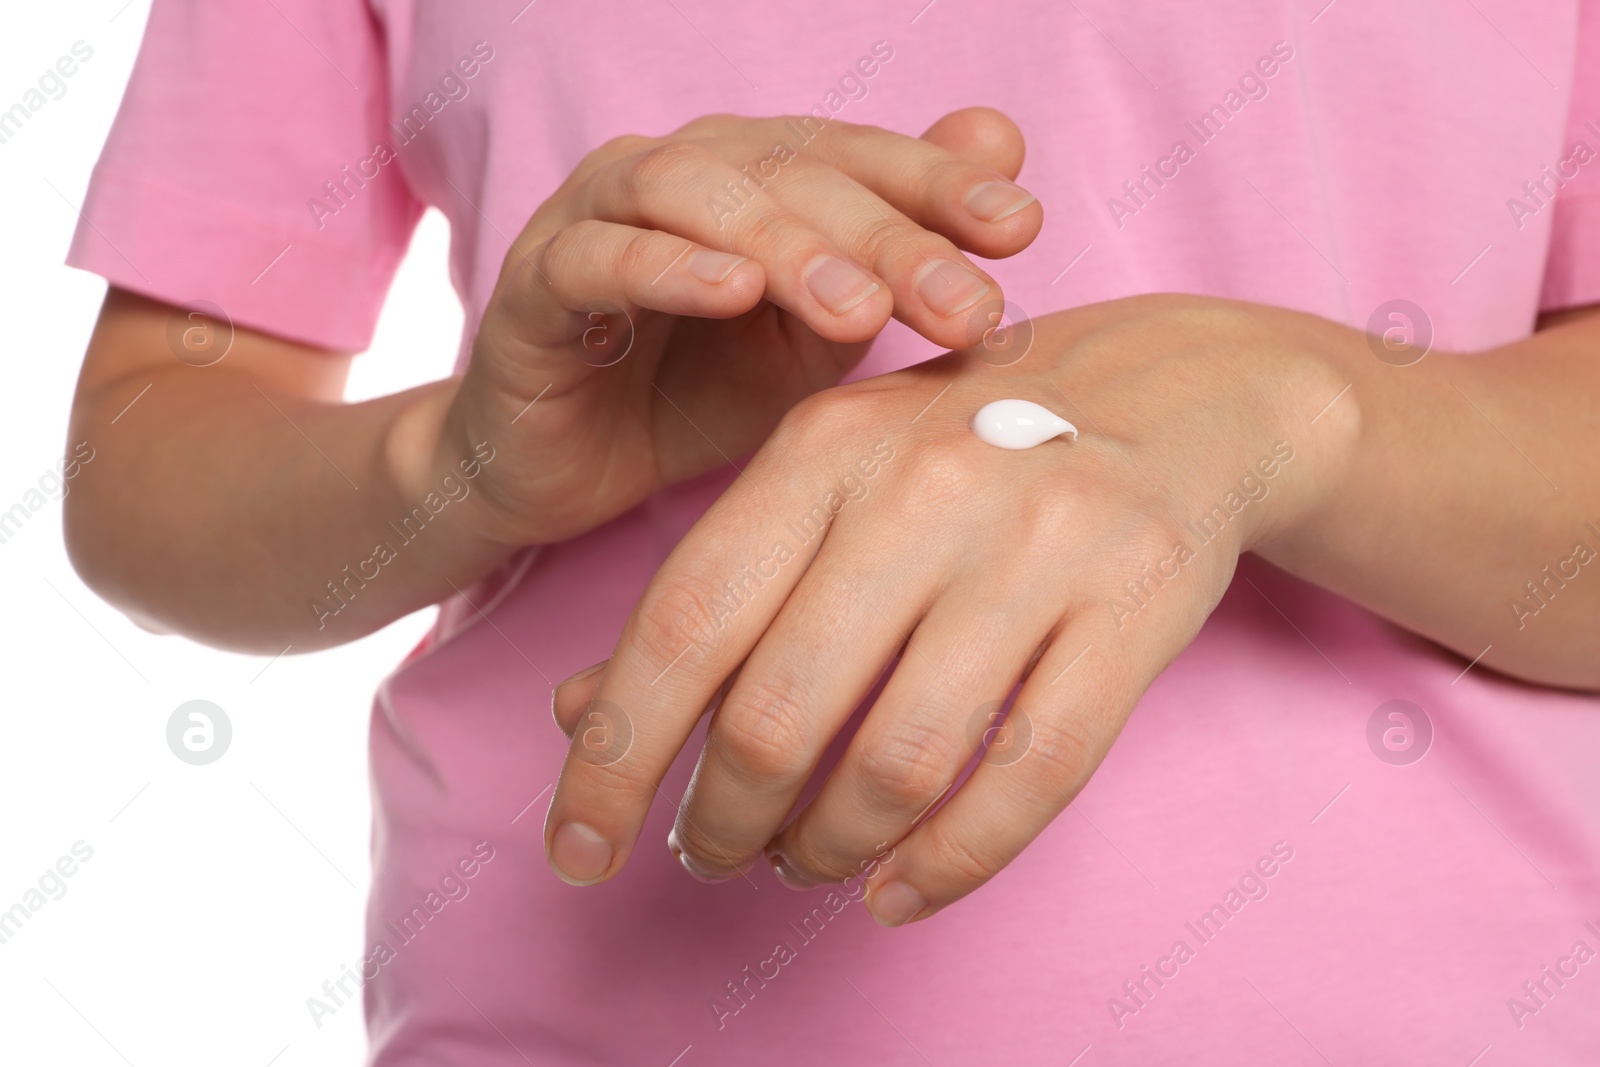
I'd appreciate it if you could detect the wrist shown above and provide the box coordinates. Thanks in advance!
[1023,296,1365,559]
[1239,311,1367,555]
[383,378,518,564]
[385,379,462,507]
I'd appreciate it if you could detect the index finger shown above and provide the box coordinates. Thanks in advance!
[541,410,848,885]
[679,109,1043,261]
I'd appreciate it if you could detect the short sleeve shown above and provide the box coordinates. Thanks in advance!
[66,0,423,352]
[1540,0,1600,311]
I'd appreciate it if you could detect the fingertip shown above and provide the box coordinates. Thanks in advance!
[921,106,1026,178]
[913,259,994,321]
[766,850,820,891]
[909,279,1008,355]
[712,256,768,314]
[687,249,748,284]
[804,254,883,312]
[957,179,1043,260]
[821,294,894,345]
[661,249,764,320]
[964,181,1037,225]
[801,255,893,343]
[668,828,740,884]
[548,819,616,886]
[865,879,930,927]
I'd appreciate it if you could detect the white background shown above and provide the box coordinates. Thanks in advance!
[1,3,463,1063]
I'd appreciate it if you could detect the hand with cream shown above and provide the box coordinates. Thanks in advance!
[544,294,1360,920]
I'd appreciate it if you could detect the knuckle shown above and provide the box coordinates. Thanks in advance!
[852,217,915,269]
[928,155,976,190]
[629,574,718,671]
[857,720,960,812]
[791,113,859,149]
[616,229,664,281]
[627,140,711,198]
[1014,484,1091,556]
[672,112,738,137]
[723,204,792,256]
[541,220,603,274]
[577,134,656,183]
[1021,715,1094,787]
[591,133,655,165]
[785,840,865,884]
[502,246,547,305]
[538,224,578,268]
[713,677,817,783]
[670,817,745,872]
[772,388,859,450]
[566,742,651,804]
[895,441,985,515]
[921,819,1003,886]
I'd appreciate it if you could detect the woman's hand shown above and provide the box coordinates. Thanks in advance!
[541,294,1362,922]
[400,108,1042,546]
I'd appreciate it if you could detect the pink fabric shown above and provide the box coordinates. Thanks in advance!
[70,1,1600,1063]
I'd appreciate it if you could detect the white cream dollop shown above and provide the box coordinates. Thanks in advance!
[971,399,1078,450]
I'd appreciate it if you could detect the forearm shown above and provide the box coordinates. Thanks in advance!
[1256,310,1600,689]
[65,364,511,654]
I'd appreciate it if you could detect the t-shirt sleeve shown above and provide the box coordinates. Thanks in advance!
[66,0,423,352]
[1540,0,1600,311]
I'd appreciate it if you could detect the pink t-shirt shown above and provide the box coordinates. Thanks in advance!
[71,1,1600,1062]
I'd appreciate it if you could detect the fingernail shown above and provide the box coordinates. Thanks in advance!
[558,659,609,689]
[805,255,880,315]
[915,260,990,317]
[668,829,734,884]
[767,852,818,891]
[867,880,926,927]
[549,821,613,885]
[689,250,746,283]
[965,181,1036,223]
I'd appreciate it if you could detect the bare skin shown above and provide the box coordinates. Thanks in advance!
[65,108,1041,650]
[63,107,1599,928]
[539,293,1600,926]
